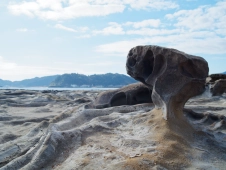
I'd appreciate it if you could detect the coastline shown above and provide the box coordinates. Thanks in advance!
[0,88,226,169]
[0,86,118,91]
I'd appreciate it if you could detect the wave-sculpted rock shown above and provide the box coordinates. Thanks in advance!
[206,74,226,96]
[87,83,152,109]
[126,45,209,120]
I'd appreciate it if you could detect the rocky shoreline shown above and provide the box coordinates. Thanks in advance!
[0,45,226,169]
[0,86,225,169]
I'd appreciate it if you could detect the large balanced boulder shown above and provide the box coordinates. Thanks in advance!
[126,45,209,120]
[86,83,152,109]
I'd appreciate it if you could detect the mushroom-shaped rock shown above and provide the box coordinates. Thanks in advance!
[86,83,152,109]
[126,45,209,120]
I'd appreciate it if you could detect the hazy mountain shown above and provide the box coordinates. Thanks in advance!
[0,73,136,88]
[0,79,12,87]
[49,73,137,88]
[0,75,58,87]
[223,71,226,74]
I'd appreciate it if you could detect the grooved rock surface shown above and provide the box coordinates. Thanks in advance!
[0,89,226,169]
[126,45,209,120]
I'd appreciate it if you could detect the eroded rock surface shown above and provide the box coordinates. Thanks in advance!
[126,45,209,120]
[1,46,226,169]
[87,83,152,109]
[0,88,226,169]
[206,74,226,96]
[211,79,226,96]
[185,91,226,149]
[207,73,226,83]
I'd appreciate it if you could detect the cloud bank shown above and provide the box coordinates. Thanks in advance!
[8,0,178,20]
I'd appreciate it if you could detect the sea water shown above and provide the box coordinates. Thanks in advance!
[0,87,117,91]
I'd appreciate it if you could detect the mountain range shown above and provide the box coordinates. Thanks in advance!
[0,75,58,87]
[49,73,136,88]
[1,71,225,88]
[0,73,136,88]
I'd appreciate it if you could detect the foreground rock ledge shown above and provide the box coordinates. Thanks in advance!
[126,45,209,120]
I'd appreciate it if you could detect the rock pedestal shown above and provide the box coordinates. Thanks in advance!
[126,45,209,120]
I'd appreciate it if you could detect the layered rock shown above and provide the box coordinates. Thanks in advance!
[126,45,209,120]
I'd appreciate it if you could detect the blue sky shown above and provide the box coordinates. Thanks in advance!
[0,0,225,81]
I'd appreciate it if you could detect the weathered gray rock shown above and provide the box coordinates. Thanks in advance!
[208,74,226,83]
[87,83,152,109]
[211,79,226,96]
[126,45,209,120]
[205,74,226,96]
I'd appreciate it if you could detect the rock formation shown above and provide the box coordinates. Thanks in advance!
[206,74,226,96]
[2,46,226,169]
[211,79,226,96]
[207,73,226,83]
[86,82,152,109]
[126,45,209,120]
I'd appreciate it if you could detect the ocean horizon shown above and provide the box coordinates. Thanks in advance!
[0,86,118,91]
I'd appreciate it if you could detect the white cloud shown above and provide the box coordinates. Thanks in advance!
[95,1,226,55]
[165,1,226,31]
[0,56,17,70]
[0,56,126,81]
[0,56,79,80]
[80,27,89,32]
[95,39,148,56]
[54,24,89,33]
[55,24,77,32]
[16,28,28,32]
[126,0,178,10]
[126,28,179,36]
[95,32,226,56]
[93,22,125,35]
[8,0,125,20]
[92,19,163,36]
[124,19,161,28]
[8,0,178,20]
[75,34,91,38]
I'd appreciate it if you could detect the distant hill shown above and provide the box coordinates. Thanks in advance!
[0,75,58,87]
[223,71,226,74]
[49,73,137,88]
[0,79,12,87]
[0,73,137,88]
